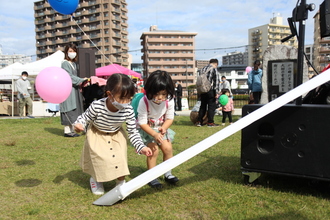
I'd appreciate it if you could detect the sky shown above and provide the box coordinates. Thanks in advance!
[0,0,325,64]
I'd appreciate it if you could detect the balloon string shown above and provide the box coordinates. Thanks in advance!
[71,16,124,74]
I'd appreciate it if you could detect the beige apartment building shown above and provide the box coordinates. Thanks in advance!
[34,0,129,68]
[248,15,298,66]
[313,11,330,73]
[140,25,197,89]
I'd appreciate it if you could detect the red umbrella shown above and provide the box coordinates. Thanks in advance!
[95,64,141,78]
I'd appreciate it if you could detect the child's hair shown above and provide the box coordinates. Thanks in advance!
[144,70,175,100]
[104,73,136,98]
[221,89,230,95]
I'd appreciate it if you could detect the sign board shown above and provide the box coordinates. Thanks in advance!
[181,98,189,110]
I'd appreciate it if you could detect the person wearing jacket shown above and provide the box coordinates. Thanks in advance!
[247,60,263,104]
[16,71,34,118]
[60,43,88,137]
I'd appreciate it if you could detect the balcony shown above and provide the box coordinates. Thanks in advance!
[80,2,89,7]
[56,39,64,44]
[45,48,54,53]
[111,0,121,5]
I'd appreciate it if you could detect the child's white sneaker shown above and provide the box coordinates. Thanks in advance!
[90,177,104,195]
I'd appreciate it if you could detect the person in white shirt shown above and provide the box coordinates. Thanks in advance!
[137,70,179,189]
[220,76,232,96]
[16,71,34,118]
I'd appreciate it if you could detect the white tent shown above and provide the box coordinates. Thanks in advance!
[0,50,65,117]
[0,50,64,80]
[12,50,65,77]
[0,62,23,81]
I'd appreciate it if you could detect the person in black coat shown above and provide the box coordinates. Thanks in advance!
[176,80,183,111]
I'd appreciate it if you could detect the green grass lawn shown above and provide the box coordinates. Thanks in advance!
[1,115,330,219]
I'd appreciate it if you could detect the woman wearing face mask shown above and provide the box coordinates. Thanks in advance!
[60,43,88,137]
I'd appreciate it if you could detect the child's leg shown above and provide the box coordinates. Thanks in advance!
[116,176,126,186]
[146,142,159,169]
[146,142,163,188]
[222,111,227,123]
[228,111,233,123]
[159,140,179,184]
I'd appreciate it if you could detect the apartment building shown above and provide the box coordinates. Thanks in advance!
[34,0,129,68]
[248,15,298,66]
[195,60,209,70]
[313,10,330,73]
[222,51,248,66]
[140,25,197,89]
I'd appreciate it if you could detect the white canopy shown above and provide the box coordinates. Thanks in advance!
[0,62,23,80]
[0,50,65,81]
[13,50,65,77]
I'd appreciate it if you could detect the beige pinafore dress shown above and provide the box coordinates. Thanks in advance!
[80,124,130,182]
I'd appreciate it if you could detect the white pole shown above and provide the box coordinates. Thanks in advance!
[94,70,330,206]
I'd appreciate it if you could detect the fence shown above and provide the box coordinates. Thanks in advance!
[182,89,249,110]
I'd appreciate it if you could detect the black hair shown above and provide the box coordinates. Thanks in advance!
[221,89,230,94]
[144,70,174,100]
[221,76,226,79]
[21,71,28,76]
[104,73,136,98]
[209,58,219,64]
[254,60,261,65]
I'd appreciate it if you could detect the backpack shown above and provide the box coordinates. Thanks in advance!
[131,93,146,118]
[196,66,213,94]
[131,93,169,118]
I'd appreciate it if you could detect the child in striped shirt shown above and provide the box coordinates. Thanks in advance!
[74,73,152,195]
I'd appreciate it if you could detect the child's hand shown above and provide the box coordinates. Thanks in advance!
[74,123,84,133]
[140,147,153,156]
[152,132,164,144]
[158,127,167,135]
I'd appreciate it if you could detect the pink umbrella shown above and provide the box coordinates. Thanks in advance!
[95,64,141,78]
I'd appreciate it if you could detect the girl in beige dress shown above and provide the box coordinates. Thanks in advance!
[74,74,152,195]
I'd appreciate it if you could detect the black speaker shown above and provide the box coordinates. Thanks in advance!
[241,104,330,181]
[320,0,330,38]
[77,48,96,78]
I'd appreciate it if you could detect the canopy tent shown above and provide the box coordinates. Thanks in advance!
[0,50,65,117]
[12,50,65,77]
[95,64,141,78]
[0,50,64,81]
[0,62,23,81]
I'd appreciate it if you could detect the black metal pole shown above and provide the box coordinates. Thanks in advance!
[295,0,307,105]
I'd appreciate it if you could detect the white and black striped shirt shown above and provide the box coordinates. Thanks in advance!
[74,97,145,153]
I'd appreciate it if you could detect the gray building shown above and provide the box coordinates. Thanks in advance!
[222,51,248,66]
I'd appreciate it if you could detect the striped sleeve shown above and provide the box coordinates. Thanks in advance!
[125,107,146,154]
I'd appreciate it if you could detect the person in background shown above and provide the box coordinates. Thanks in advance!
[196,58,221,127]
[220,76,232,97]
[175,80,183,111]
[16,71,34,119]
[220,89,234,126]
[60,43,88,137]
[247,60,263,104]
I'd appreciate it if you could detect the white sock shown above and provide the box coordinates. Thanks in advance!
[64,126,71,134]
[116,179,126,186]
[165,171,175,179]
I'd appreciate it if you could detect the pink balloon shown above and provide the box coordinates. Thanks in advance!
[36,67,72,104]
[245,66,252,73]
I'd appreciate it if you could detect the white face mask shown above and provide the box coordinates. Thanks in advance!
[152,98,165,104]
[68,52,77,60]
[111,94,130,110]
[22,76,27,80]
